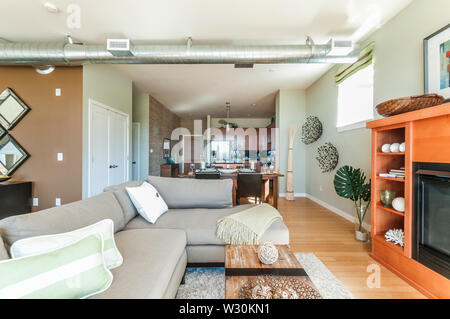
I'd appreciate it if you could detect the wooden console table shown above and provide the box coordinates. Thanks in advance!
[0,181,32,220]
[177,172,283,208]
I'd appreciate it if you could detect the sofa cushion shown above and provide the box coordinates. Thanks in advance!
[146,176,233,209]
[92,229,187,299]
[0,236,8,260]
[125,204,289,246]
[104,180,144,224]
[0,192,125,247]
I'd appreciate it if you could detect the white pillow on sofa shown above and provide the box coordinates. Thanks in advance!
[10,219,123,270]
[126,182,168,224]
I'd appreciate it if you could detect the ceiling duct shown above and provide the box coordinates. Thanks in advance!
[0,38,358,66]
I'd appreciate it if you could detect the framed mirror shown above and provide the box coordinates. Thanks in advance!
[0,134,29,175]
[0,88,31,130]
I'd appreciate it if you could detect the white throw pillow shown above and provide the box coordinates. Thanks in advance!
[10,219,123,270]
[126,182,168,223]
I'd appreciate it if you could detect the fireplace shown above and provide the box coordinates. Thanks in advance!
[413,162,450,279]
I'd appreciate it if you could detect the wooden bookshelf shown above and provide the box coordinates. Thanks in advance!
[367,103,450,299]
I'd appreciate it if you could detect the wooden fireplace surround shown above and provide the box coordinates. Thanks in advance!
[366,102,450,298]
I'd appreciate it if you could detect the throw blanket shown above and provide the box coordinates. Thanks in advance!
[216,204,282,245]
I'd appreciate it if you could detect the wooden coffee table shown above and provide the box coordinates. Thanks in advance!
[225,245,318,299]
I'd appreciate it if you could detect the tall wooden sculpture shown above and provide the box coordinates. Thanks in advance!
[286,125,297,200]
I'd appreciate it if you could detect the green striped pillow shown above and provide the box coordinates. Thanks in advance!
[10,219,122,270]
[0,234,113,299]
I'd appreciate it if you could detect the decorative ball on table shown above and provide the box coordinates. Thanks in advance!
[301,116,323,145]
[257,242,279,265]
[392,197,405,212]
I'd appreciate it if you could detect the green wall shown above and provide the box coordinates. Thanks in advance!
[132,89,150,180]
[304,0,450,226]
[82,65,133,198]
[276,89,306,195]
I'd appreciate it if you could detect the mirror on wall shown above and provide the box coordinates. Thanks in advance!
[0,134,29,175]
[0,88,31,130]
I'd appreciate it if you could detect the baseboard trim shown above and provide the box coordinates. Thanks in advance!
[279,193,306,197]
[304,194,371,231]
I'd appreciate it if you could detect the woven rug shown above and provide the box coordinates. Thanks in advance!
[176,252,354,299]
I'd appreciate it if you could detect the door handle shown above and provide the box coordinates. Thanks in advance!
[109,165,119,169]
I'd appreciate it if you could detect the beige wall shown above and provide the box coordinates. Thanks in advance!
[132,88,149,180]
[304,0,450,226]
[0,66,83,211]
[276,89,306,195]
[82,65,133,198]
[149,95,180,176]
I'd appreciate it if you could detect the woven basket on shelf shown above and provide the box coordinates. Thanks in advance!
[376,94,444,117]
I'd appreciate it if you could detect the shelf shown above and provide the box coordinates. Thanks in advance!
[376,176,405,183]
[373,234,404,254]
[377,152,405,156]
[376,203,405,217]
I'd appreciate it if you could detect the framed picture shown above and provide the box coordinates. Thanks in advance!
[163,138,170,158]
[424,24,450,98]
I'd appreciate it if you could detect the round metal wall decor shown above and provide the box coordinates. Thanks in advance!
[301,116,322,144]
[316,142,339,173]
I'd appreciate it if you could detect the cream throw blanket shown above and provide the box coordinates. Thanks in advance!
[216,204,282,245]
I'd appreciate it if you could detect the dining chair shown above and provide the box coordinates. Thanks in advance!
[195,172,221,179]
[236,172,262,205]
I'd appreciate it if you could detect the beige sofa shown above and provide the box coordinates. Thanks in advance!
[0,176,289,299]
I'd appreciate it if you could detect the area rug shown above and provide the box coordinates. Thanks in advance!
[176,253,354,299]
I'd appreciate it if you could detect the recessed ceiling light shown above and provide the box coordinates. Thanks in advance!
[252,103,257,106]
[43,2,59,13]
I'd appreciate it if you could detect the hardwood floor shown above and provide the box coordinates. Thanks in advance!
[277,197,426,299]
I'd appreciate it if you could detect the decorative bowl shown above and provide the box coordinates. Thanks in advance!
[380,190,396,207]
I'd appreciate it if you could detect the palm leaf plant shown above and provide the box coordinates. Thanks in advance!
[334,165,371,234]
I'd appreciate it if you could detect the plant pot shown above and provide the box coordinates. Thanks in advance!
[355,230,370,242]
[354,204,370,242]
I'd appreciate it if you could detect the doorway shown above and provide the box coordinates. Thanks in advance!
[88,99,129,197]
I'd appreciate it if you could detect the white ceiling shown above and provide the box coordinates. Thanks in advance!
[0,0,413,117]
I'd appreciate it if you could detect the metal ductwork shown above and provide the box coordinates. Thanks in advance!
[0,39,358,66]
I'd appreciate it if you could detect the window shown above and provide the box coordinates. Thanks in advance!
[337,64,374,131]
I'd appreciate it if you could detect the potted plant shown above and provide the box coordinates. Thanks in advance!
[334,165,371,242]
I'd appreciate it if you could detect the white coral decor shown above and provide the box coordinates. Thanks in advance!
[257,242,279,265]
[385,229,404,247]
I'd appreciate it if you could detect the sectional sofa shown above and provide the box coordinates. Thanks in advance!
[0,176,289,299]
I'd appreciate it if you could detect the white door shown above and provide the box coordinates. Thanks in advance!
[90,105,110,196]
[109,112,128,186]
[132,123,140,180]
[89,100,129,197]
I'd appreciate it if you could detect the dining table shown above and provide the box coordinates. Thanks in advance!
[177,171,284,209]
